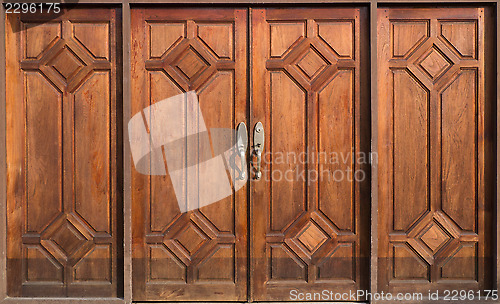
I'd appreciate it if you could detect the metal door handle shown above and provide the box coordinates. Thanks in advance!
[253,122,264,180]
[236,122,248,180]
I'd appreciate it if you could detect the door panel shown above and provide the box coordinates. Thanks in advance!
[251,7,370,301]
[130,8,248,301]
[5,8,122,297]
[377,7,495,294]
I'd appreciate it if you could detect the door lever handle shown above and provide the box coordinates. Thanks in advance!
[236,122,248,180]
[253,122,264,180]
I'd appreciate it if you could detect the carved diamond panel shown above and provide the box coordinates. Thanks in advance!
[38,215,95,268]
[173,222,208,256]
[267,21,346,90]
[45,220,88,257]
[174,47,210,81]
[295,221,328,254]
[49,47,86,82]
[417,47,452,79]
[296,46,329,79]
[418,221,451,253]
[33,31,110,94]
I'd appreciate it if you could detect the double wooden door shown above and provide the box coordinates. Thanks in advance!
[130,7,370,302]
[4,4,495,303]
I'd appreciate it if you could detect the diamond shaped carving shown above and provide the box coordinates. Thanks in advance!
[49,220,88,257]
[418,47,452,79]
[174,222,208,256]
[174,47,209,80]
[418,221,451,253]
[296,47,329,79]
[296,221,328,254]
[49,47,85,82]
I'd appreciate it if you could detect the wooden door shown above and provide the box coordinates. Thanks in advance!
[130,8,248,301]
[377,7,496,294]
[251,7,370,301]
[5,8,122,297]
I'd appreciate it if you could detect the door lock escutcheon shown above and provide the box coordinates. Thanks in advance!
[253,122,264,180]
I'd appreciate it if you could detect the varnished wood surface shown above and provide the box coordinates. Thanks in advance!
[5,7,122,298]
[251,7,370,301]
[1,3,498,304]
[130,8,248,302]
[377,6,495,296]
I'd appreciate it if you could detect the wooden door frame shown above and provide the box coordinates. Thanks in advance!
[0,1,498,303]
